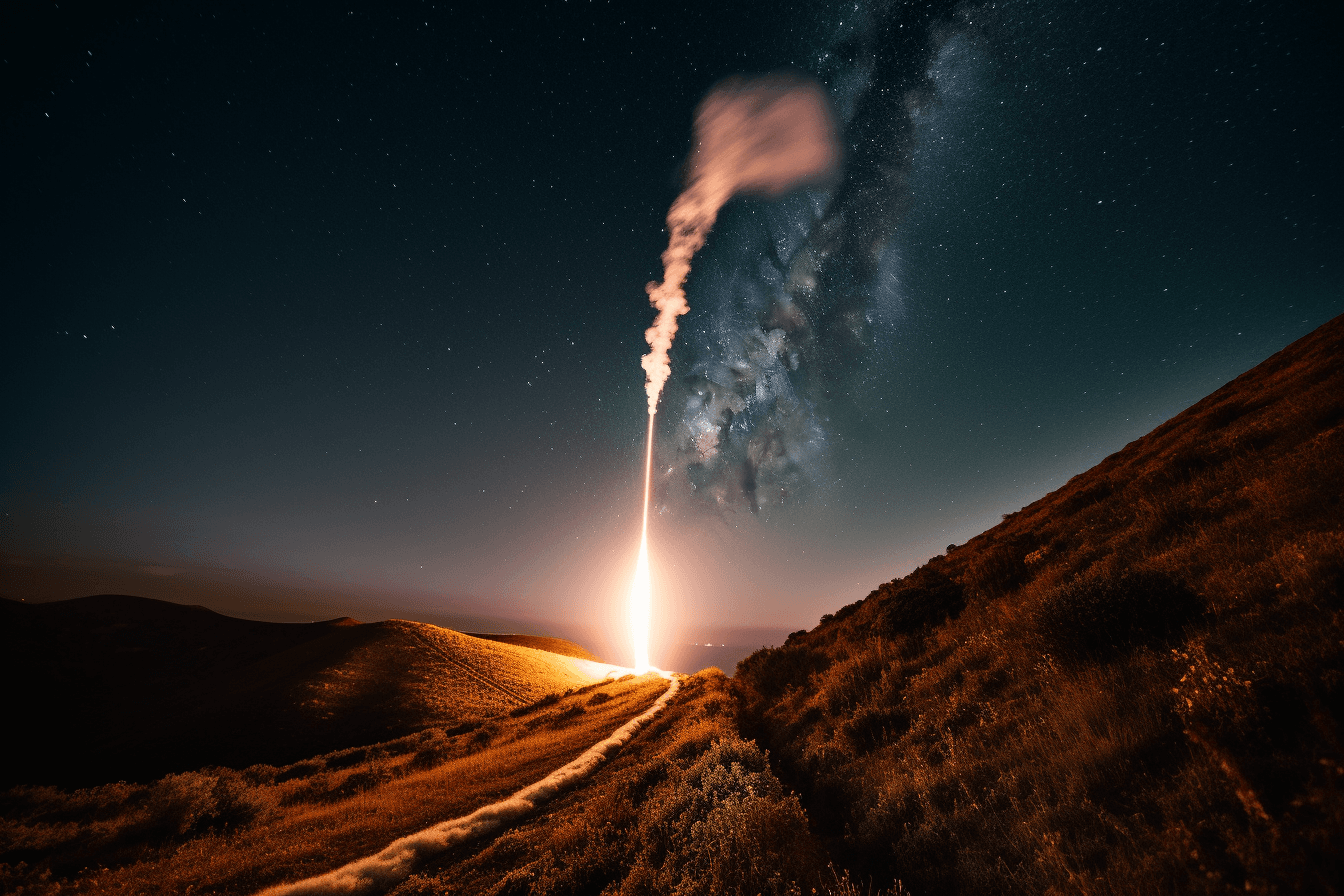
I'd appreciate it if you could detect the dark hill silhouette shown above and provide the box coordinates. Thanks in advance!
[737,313,1344,894]
[0,595,607,788]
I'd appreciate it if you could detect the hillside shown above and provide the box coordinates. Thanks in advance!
[0,673,673,896]
[736,313,1344,894]
[466,632,601,661]
[0,595,610,788]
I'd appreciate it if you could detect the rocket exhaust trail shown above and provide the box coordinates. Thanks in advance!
[629,413,654,673]
[629,74,839,673]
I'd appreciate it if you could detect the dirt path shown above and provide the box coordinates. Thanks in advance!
[257,672,680,896]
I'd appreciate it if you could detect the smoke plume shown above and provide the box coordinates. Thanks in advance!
[642,75,839,416]
[258,674,680,896]
[666,0,972,515]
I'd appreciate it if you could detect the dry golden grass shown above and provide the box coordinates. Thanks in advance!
[0,600,609,789]
[736,314,1344,894]
[386,670,848,896]
[1,675,666,896]
[465,633,601,662]
[343,621,616,724]
[3,671,868,896]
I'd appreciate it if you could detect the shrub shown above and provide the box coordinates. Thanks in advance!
[632,736,820,896]
[1035,567,1203,658]
[960,534,1039,597]
[871,566,965,637]
[509,693,560,717]
[736,642,830,702]
[142,772,219,837]
[208,769,277,828]
[141,769,276,837]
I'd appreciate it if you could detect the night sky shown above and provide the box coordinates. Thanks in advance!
[3,0,1340,664]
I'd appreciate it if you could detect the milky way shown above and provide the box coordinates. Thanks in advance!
[665,0,968,515]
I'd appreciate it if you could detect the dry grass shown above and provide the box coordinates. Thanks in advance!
[1,671,887,896]
[736,314,1344,894]
[0,675,665,896]
[385,670,875,896]
[465,633,601,662]
[0,602,609,789]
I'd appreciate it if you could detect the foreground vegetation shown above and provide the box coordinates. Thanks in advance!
[386,669,857,896]
[1,675,668,895]
[0,602,603,789]
[736,315,1344,893]
[2,671,864,896]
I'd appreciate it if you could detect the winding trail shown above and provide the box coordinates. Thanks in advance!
[257,672,679,896]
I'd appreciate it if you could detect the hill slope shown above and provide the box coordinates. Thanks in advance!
[737,314,1344,894]
[0,595,610,788]
[465,632,601,661]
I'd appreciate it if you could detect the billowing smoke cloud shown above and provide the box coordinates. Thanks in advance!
[642,75,839,416]
[258,674,680,896]
[666,0,971,514]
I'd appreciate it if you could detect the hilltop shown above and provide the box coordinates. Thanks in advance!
[735,313,1344,893]
[466,632,601,661]
[0,595,608,788]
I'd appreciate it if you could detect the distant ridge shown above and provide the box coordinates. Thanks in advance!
[0,595,611,788]
[322,616,363,626]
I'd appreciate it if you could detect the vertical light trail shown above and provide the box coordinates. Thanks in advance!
[627,76,837,675]
[629,413,654,673]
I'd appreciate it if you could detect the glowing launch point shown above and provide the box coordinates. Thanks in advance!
[628,530,651,673]
[628,414,655,673]
[628,76,836,676]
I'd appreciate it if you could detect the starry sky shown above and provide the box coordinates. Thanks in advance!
[3,0,1340,664]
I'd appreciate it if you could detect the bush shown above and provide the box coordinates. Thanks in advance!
[209,769,277,828]
[142,772,219,837]
[631,736,820,896]
[1035,567,1203,658]
[872,566,965,637]
[736,641,830,705]
[960,534,1039,597]
[142,769,275,837]
[509,693,560,717]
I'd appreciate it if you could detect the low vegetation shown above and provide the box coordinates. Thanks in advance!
[0,676,667,895]
[0,603,602,789]
[735,314,1344,894]
[388,670,860,896]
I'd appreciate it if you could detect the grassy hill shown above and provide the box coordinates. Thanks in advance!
[466,632,601,661]
[734,313,1344,893]
[0,595,607,788]
[1,673,671,896]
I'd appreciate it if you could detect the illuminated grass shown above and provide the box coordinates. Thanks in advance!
[736,315,1344,894]
[1,676,665,896]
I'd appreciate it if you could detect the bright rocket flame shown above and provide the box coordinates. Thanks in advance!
[628,529,651,674]
[629,76,835,674]
[629,414,655,673]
